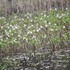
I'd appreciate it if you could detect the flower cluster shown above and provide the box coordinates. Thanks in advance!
[0,9,70,48]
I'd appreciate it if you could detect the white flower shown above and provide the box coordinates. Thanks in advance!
[50,8,52,10]
[2,17,5,19]
[11,20,14,23]
[56,14,59,17]
[24,14,27,17]
[55,8,57,11]
[59,16,62,18]
[44,35,46,38]
[11,41,13,44]
[0,17,1,19]
[5,30,9,37]
[28,26,31,29]
[1,26,3,29]
[32,35,36,39]
[44,15,46,17]
[48,22,51,25]
[23,37,28,42]
[9,30,11,32]
[40,26,43,29]
[0,35,3,39]
[50,29,54,31]
[21,18,24,21]
[14,38,17,42]
[19,30,21,34]
[24,24,26,27]
[44,21,47,23]
[10,25,13,28]
[14,24,19,29]
[27,13,30,15]
[18,35,21,37]
[41,13,43,15]
[61,13,65,16]
[46,41,50,45]
[0,17,5,19]
[6,23,9,26]
[11,33,13,35]
[4,22,7,24]
[66,8,68,10]
[14,16,17,18]
[27,31,32,34]
[31,25,33,27]
[40,18,43,20]
[47,16,49,18]
[37,28,41,32]
[26,38,28,42]
[25,56,29,60]
[44,11,46,13]
[33,30,35,32]
[7,26,10,29]
[35,17,37,19]
[62,34,64,37]
[63,26,65,29]
[34,20,36,23]
[23,37,26,40]
[30,19,33,22]
[19,19,21,21]
[45,24,48,27]
[1,39,3,41]
[32,53,34,57]
[27,16,29,19]
[14,38,17,41]
[29,14,32,17]
[54,24,56,26]
[6,37,8,40]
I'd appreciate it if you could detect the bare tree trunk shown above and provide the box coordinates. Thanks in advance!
[48,0,51,10]
[0,0,70,16]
